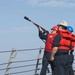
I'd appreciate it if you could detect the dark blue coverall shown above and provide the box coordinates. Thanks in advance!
[52,34,74,75]
[39,30,60,75]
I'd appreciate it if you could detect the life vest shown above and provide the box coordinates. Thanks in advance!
[58,30,75,51]
[45,33,58,52]
[70,34,75,50]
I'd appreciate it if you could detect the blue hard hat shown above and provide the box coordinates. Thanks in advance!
[67,26,74,32]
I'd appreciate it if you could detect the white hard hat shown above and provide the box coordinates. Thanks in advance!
[57,21,68,27]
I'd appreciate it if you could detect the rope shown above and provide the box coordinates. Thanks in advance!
[0,58,42,66]
[5,68,40,75]
[0,63,41,71]
[0,48,44,53]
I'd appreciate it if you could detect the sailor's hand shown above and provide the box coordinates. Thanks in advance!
[38,26,42,30]
[50,56,54,61]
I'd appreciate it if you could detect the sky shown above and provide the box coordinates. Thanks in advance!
[0,0,75,75]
